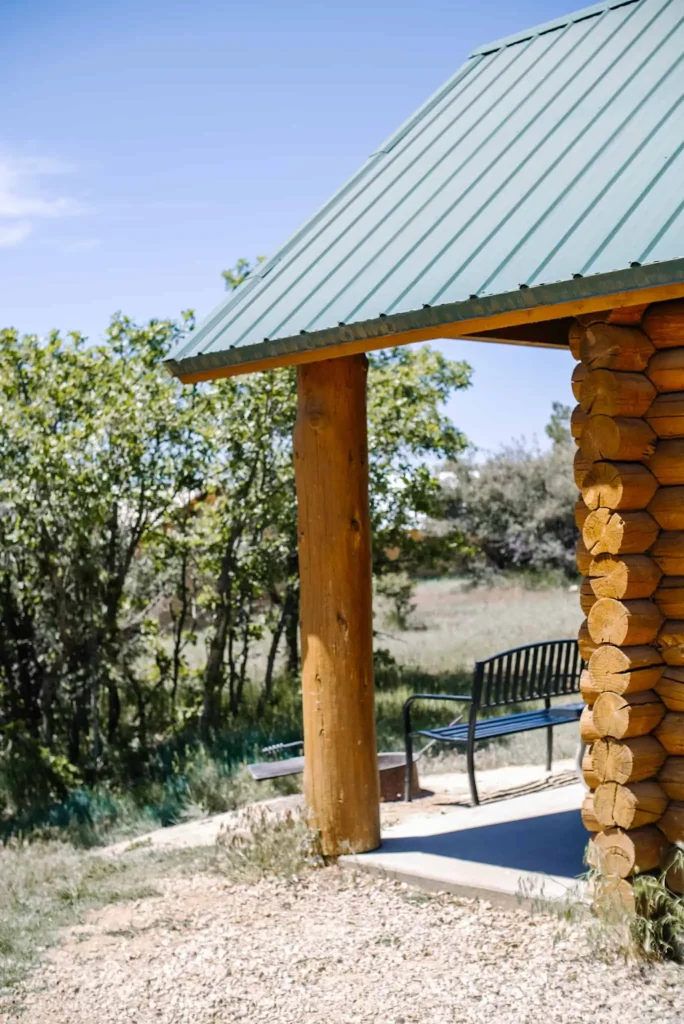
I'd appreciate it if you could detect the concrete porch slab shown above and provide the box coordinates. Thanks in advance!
[340,782,589,908]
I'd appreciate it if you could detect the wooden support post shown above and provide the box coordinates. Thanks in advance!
[574,299,684,894]
[294,354,380,856]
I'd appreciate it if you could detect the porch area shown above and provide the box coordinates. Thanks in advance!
[341,764,586,907]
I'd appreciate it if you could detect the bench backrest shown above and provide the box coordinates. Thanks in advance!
[472,638,582,710]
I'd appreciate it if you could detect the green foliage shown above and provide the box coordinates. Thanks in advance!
[0,316,205,786]
[368,346,471,576]
[631,851,684,962]
[545,400,572,447]
[0,288,472,827]
[0,725,82,811]
[375,571,417,631]
[442,405,578,578]
[221,256,266,291]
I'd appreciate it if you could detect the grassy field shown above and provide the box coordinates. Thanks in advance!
[375,577,582,670]
[162,576,584,766]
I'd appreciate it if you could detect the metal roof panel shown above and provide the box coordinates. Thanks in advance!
[167,0,684,378]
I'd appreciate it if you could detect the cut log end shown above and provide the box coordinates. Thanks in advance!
[587,597,662,647]
[592,689,665,741]
[592,735,667,784]
[579,369,656,419]
[583,508,659,556]
[581,415,656,463]
[594,780,668,830]
[589,554,661,600]
[581,461,658,513]
[591,826,668,878]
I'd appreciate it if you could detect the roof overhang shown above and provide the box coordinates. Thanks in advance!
[167,0,684,383]
[168,259,684,382]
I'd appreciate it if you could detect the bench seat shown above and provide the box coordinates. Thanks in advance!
[414,702,583,744]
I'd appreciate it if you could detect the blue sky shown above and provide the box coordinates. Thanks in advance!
[1,0,578,454]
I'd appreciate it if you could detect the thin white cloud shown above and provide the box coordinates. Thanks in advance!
[0,153,84,247]
[0,221,32,247]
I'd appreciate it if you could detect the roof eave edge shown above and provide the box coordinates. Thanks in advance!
[165,259,684,381]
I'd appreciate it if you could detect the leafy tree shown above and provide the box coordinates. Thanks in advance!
[0,316,205,779]
[192,347,472,737]
[0,284,473,789]
[442,405,577,577]
[545,401,572,447]
[195,369,298,738]
[221,256,266,291]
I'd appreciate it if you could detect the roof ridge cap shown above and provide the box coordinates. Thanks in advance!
[468,0,640,57]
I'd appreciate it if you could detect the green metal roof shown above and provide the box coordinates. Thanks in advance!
[167,0,684,380]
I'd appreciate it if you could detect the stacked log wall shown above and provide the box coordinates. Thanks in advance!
[573,300,684,892]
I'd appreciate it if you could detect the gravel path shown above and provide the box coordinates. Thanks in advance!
[5,866,683,1024]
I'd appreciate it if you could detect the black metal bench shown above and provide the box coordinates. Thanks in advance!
[403,638,584,806]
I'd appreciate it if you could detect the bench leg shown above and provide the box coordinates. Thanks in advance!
[466,737,479,806]
[404,724,414,803]
[546,726,553,774]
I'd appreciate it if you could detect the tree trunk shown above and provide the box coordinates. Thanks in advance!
[201,603,230,742]
[284,584,300,676]
[259,600,289,716]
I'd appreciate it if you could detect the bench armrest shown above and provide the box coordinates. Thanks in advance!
[402,693,473,733]
[403,693,472,709]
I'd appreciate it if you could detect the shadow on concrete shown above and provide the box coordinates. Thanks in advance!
[379,809,587,878]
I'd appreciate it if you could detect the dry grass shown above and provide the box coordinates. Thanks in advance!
[0,843,151,989]
[0,805,326,994]
[375,577,583,672]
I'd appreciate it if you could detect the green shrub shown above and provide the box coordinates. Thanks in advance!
[631,851,684,962]
[441,422,578,578]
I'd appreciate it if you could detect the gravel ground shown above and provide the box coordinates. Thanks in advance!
[5,866,683,1024]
